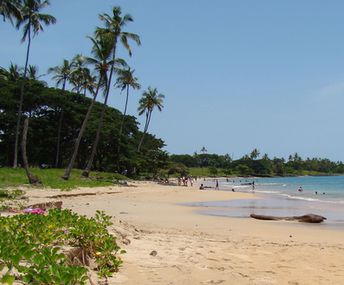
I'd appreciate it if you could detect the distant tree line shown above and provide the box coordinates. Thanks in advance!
[169,149,344,177]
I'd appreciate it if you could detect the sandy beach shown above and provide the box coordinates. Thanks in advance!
[22,181,344,284]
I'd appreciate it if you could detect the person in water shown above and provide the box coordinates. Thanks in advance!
[199,184,204,190]
[298,186,303,192]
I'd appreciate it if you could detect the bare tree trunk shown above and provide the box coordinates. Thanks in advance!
[81,42,117,178]
[62,78,102,180]
[55,108,64,168]
[21,117,41,185]
[116,85,130,171]
[82,92,109,177]
[137,111,152,152]
[14,24,31,168]
[55,79,66,168]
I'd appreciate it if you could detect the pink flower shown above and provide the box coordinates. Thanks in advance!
[24,208,45,215]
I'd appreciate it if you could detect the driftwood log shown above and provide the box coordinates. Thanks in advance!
[250,213,327,223]
[28,201,63,211]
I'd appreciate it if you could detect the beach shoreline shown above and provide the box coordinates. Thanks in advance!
[18,181,344,284]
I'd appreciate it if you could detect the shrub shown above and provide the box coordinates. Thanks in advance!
[0,209,123,284]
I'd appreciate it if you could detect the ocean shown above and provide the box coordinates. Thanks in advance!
[192,176,344,228]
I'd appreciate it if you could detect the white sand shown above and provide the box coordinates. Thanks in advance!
[23,182,344,284]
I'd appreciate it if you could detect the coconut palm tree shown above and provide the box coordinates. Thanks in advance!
[137,87,165,152]
[27,64,38,79]
[80,57,128,178]
[13,0,56,168]
[48,59,73,167]
[0,0,22,23]
[0,63,23,81]
[79,68,96,97]
[80,7,140,178]
[250,148,260,160]
[70,54,87,94]
[62,34,117,180]
[115,67,140,170]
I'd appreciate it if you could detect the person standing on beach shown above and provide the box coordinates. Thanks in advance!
[215,180,219,190]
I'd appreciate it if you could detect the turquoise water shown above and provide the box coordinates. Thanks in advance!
[202,176,344,203]
[194,176,344,228]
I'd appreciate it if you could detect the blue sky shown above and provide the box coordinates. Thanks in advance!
[2,0,344,160]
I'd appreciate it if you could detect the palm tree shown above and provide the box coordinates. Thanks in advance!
[0,0,22,23]
[78,68,96,97]
[80,58,128,178]
[250,148,260,160]
[137,87,165,152]
[80,7,140,178]
[27,64,45,81]
[62,34,116,180]
[0,63,23,81]
[200,146,207,154]
[70,54,87,94]
[115,67,140,170]
[13,0,56,168]
[48,59,73,167]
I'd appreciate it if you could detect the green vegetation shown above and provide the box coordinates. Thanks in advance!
[169,151,344,177]
[0,168,126,190]
[0,78,168,178]
[0,209,123,284]
[1,2,167,184]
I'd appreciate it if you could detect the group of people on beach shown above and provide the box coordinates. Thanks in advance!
[177,176,196,187]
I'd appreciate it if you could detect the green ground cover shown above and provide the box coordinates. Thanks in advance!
[0,209,123,284]
[0,168,127,190]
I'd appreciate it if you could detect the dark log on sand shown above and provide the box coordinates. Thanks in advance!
[28,201,63,210]
[250,213,326,223]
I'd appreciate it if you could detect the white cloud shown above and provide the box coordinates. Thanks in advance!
[318,81,344,98]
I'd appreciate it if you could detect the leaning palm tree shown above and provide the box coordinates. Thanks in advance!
[0,0,22,23]
[80,7,140,178]
[48,59,73,167]
[137,87,165,152]
[13,0,56,168]
[62,34,116,180]
[114,67,140,170]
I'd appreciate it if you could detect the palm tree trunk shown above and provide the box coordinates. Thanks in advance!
[55,79,66,168]
[62,77,102,180]
[116,85,130,171]
[81,42,117,178]
[82,41,117,177]
[13,24,31,168]
[21,117,41,185]
[137,111,152,152]
[82,92,109,177]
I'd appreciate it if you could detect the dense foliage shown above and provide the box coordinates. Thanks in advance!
[0,209,123,284]
[0,78,168,176]
[169,152,344,177]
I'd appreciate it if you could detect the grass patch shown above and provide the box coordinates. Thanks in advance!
[187,167,231,177]
[0,168,127,190]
